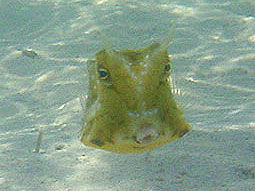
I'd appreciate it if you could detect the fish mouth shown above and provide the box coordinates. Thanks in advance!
[135,124,160,145]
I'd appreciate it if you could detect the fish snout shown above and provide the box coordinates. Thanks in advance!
[135,122,160,145]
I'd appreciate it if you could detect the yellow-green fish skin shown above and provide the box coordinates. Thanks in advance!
[81,42,191,154]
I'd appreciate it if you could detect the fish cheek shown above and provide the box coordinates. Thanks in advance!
[157,86,178,129]
[85,114,109,145]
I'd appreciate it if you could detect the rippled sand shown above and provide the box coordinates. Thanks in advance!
[0,0,255,190]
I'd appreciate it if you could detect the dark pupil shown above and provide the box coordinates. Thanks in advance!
[99,70,107,78]
[164,64,171,71]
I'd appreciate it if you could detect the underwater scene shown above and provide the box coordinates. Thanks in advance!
[0,0,255,190]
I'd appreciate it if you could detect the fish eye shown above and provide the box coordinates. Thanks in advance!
[98,68,109,79]
[164,64,171,72]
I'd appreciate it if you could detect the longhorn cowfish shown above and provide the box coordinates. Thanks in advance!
[80,39,191,154]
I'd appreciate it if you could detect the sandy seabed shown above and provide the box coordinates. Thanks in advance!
[0,0,255,190]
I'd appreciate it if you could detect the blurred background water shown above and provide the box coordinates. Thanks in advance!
[0,0,255,190]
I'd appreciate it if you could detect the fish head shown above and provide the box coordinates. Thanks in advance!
[81,43,191,154]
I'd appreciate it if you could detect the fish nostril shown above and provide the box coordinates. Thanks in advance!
[136,134,153,144]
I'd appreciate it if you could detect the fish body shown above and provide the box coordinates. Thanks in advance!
[81,42,191,154]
